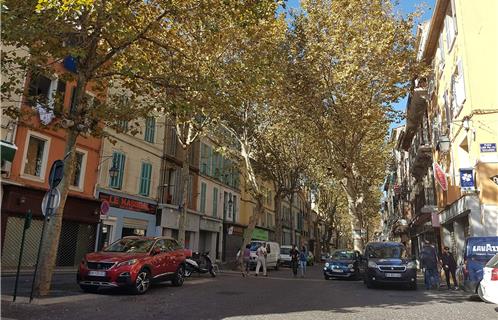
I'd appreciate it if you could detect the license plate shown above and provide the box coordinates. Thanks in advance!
[385,273,402,278]
[88,270,106,277]
[332,269,343,273]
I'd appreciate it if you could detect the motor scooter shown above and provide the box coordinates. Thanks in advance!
[185,251,216,277]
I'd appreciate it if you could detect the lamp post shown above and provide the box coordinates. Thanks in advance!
[437,136,451,153]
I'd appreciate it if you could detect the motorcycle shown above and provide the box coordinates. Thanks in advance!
[185,251,216,278]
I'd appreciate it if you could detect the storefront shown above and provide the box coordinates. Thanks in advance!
[199,216,223,261]
[158,204,200,250]
[1,184,100,268]
[96,189,157,249]
[222,222,245,262]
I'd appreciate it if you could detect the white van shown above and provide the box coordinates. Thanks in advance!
[249,241,281,270]
[280,245,293,267]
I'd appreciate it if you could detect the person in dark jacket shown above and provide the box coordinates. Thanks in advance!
[440,246,458,290]
[420,240,438,290]
[290,245,299,277]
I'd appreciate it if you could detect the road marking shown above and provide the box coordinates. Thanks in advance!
[1,294,102,306]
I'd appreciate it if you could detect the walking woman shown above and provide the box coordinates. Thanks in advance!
[290,245,299,277]
[299,246,307,277]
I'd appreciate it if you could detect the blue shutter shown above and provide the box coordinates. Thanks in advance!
[145,117,155,143]
[110,152,125,189]
[139,163,152,196]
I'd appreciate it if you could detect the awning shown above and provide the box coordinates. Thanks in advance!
[1,140,17,162]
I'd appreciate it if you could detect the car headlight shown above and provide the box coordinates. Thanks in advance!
[406,261,417,269]
[116,259,138,268]
[348,264,354,269]
[325,262,330,267]
[368,261,378,268]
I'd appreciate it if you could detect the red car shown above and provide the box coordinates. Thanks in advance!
[77,236,191,294]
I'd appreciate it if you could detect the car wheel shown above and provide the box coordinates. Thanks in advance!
[172,265,185,287]
[477,283,490,303]
[324,275,330,280]
[133,269,151,294]
[80,285,98,293]
[409,282,417,290]
[184,268,192,278]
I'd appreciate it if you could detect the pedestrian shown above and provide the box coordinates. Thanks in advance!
[242,244,251,277]
[290,245,299,277]
[440,246,458,290]
[420,240,438,290]
[299,246,307,277]
[255,243,267,277]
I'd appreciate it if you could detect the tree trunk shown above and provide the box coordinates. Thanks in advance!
[342,178,365,252]
[273,192,283,244]
[289,192,295,246]
[177,145,190,247]
[236,195,265,266]
[35,76,87,296]
[35,129,78,296]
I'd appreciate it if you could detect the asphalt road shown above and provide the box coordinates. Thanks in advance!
[2,264,498,320]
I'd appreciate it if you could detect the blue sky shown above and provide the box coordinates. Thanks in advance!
[284,0,436,130]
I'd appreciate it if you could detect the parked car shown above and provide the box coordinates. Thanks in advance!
[77,236,190,294]
[280,245,293,267]
[323,249,361,280]
[457,236,498,296]
[360,242,417,290]
[248,241,281,270]
[478,253,498,304]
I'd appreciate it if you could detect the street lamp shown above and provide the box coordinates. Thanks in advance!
[437,136,451,153]
[109,164,119,179]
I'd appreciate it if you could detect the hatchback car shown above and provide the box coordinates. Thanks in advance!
[478,253,498,304]
[360,242,417,290]
[323,249,361,280]
[77,236,190,294]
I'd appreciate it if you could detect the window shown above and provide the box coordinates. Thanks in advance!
[168,127,177,156]
[28,74,53,106]
[71,151,86,189]
[109,152,126,189]
[139,162,152,196]
[144,117,155,143]
[451,59,466,117]
[23,135,47,177]
[445,2,457,52]
[232,195,237,222]
[117,120,128,133]
[212,187,218,217]
[200,143,211,175]
[200,182,207,213]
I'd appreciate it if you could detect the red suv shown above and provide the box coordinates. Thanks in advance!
[77,236,191,294]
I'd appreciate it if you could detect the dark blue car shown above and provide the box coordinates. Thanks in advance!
[323,249,361,280]
[458,236,498,293]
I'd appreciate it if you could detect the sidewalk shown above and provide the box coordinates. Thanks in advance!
[1,267,77,277]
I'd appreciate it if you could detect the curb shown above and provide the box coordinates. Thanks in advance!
[1,293,100,306]
[1,269,77,277]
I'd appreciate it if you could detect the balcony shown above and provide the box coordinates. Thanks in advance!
[401,78,429,150]
[409,126,432,181]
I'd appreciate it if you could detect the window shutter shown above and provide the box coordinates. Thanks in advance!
[200,182,206,213]
[213,187,218,217]
[118,153,126,189]
[455,59,466,110]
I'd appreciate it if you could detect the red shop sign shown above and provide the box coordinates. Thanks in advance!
[433,162,448,191]
[99,193,157,214]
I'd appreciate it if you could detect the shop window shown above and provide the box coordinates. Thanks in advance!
[139,162,152,196]
[109,152,126,189]
[71,150,86,189]
[23,134,48,178]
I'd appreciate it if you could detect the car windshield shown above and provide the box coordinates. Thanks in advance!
[368,245,405,259]
[281,248,291,255]
[250,242,263,251]
[104,238,155,253]
[331,251,355,260]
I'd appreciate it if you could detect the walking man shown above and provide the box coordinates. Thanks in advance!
[290,245,299,277]
[420,240,438,290]
[255,243,267,277]
[299,246,307,277]
[440,246,458,290]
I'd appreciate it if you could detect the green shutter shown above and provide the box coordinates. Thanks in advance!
[145,117,155,143]
[213,187,218,217]
[200,182,207,213]
[110,152,125,189]
[139,162,152,196]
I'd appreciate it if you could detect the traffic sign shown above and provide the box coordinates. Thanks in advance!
[100,200,110,214]
[48,160,64,189]
[41,188,61,217]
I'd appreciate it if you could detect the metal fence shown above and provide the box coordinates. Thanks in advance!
[2,216,96,269]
